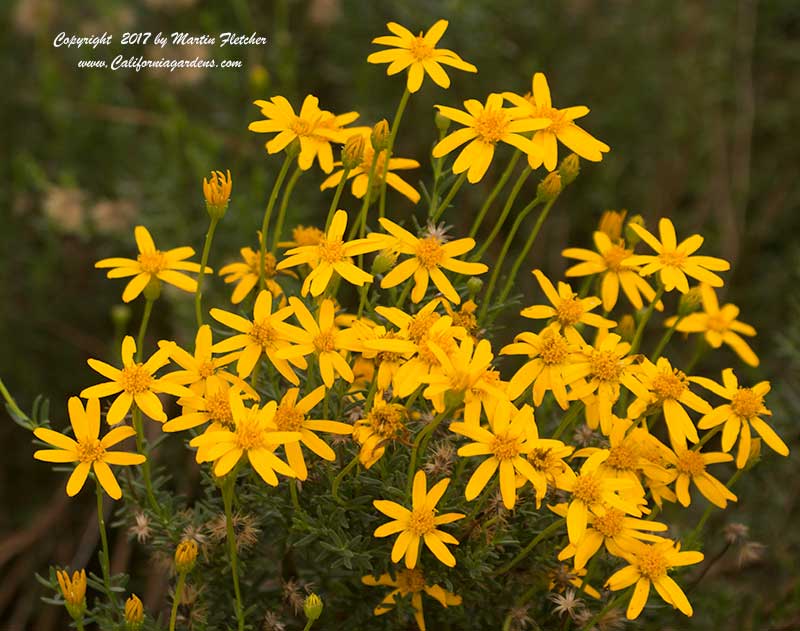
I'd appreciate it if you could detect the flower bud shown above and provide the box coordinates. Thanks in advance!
[342,135,366,170]
[111,304,132,332]
[558,153,580,185]
[371,119,390,151]
[677,286,703,316]
[537,172,562,202]
[286,137,302,159]
[435,111,451,134]
[143,276,162,301]
[598,210,627,242]
[203,170,232,220]
[625,215,646,247]
[744,438,762,470]
[616,314,636,343]
[304,593,324,622]
[174,539,198,574]
[371,250,397,275]
[466,277,483,299]
[249,64,269,92]
[56,569,86,621]
[124,594,144,630]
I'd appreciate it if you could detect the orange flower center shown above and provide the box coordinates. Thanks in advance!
[273,404,305,432]
[367,404,407,439]
[589,350,623,383]
[528,447,556,472]
[490,434,520,460]
[651,368,687,401]
[675,449,706,476]
[120,364,153,394]
[730,388,762,419]
[635,546,669,579]
[234,412,266,451]
[408,508,436,535]
[606,444,638,472]
[250,320,277,349]
[658,250,687,268]
[706,312,729,333]
[572,473,601,504]
[409,35,433,61]
[525,98,568,133]
[540,332,569,365]
[603,245,631,272]
[290,117,315,137]
[137,250,167,274]
[415,237,445,269]
[473,109,508,144]
[556,297,584,327]
[197,361,215,378]
[245,249,277,278]
[292,226,324,246]
[407,312,440,343]
[318,237,347,264]
[314,329,336,353]
[396,568,426,594]
[206,391,233,427]
[592,507,625,538]
[77,438,105,463]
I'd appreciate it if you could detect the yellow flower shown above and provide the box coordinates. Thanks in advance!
[501,322,579,409]
[339,321,417,392]
[189,391,300,485]
[56,568,86,619]
[522,270,616,332]
[81,336,191,425]
[521,429,574,508]
[627,357,712,448]
[373,470,464,568]
[606,540,703,619]
[598,210,627,241]
[367,20,477,93]
[219,235,287,305]
[277,210,382,296]
[626,218,730,293]
[124,594,144,626]
[248,95,357,173]
[272,385,353,480]
[353,397,409,468]
[203,169,232,218]
[210,289,306,383]
[34,397,145,499]
[666,284,758,366]
[278,297,354,388]
[450,402,543,509]
[278,225,324,249]
[432,93,548,182]
[693,369,787,468]
[664,445,736,508]
[562,231,663,312]
[374,218,488,304]
[174,539,198,573]
[504,72,610,171]
[321,130,421,203]
[163,380,252,434]
[95,226,210,303]
[362,567,462,631]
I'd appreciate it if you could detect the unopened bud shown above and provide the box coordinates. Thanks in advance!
[537,172,562,202]
[342,135,366,170]
[677,286,703,316]
[625,215,646,247]
[558,153,580,185]
[304,593,324,622]
[466,277,483,299]
[111,304,132,331]
[435,111,451,134]
[598,210,627,242]
[124,594,144,630]
[616,314,636,342]
[203,169,232,220]
[286,137,302,159]
[56,569,86,621]
[174,539,198,574]
[371,119,390,151]
[371,250,397,275]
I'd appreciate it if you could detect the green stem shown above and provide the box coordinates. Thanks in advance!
[474,166,531,260]
[194,216,220,328]
[552,401,584,440]
[325,167,351,231]
[0,377,30,424]
[289,480,301,512]
[222,473,245,631]
[302,620,315,631]
[629,286,665,357]
[649,315,683,362]
[431,172,467,222]
[94,480,114,601]
[693,425,722,451]
[272,165,302,252]
[349,150,380,241]
[76,619,85,631]
[379,88,411,219]
[427,130,447,219]
[470,150,522,238]
[168,572,186,631]
[492,518,565,576]
[332,454,360,503]
[132,406,160,515]
[135,298,154,361]
[405,408,452,498]
[260,153,293,290]
[579,588,632,631]
[687,469,743,545]
[395,280,412,309]
[685,337,709,373]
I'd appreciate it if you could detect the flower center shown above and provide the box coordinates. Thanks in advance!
[603,245,631,272]
[415,237,445,269]
[490,435,520,460]
[292,226,324,246]
[250,320,277,349]
[273,404,305,432]
[246,249,277,278]
[706,313,729,333]
[205,391,233,427]
[592,507,625,538]
[658,250,687,267]
[636,546,669,579]
[120,364,152,394]
[408,508,436,536]
[318,237,346,264]
[137,250,167,274]
[556,297,584,327]
[407,313,440,343]
[396,568,426,594]
[417,333,456,367]
[368,405,407,439]
[290,117,315,137]
[540,331,569,365]
[572,473,601,505]
[473,109,508,144]
[590,350,623,383]
[77,438,105,463]
[234,412,265,451]
[409,35,433,61]
[675,449,706,476]
[526,98,567,132]
[528,447,555,472]
[605,444,638,471]
[197,362,215,378]
[314,329,336,353]
[730,388,762,419]
[651,368,687,401]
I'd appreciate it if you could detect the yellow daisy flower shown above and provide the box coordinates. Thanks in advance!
[626,218,730,293]
[606,539,703,620]
[163,380,255,434]
[321,130,421,203]
[373,470,464,568]
[33,397,145,499]
[374,218,488,304]
[339,321,417,392]
[276,210,382,297]
[693,369,787,468]
[432,93,549,183]
[272,386,353,480]
[81,336,191,425]
[504,72,610,171]
[367,20,477,93]
[362,567,461,631]
[210,290,306,383]
[219,236,286,305]
[189,392,301,485]
[562,231,663,312]
[665,445,736,508]
[450,402,542,509]
[353,397,409,468]
[277,225,325,249]
[522,270,616,332]
[666,284,758,366]
[548,565,601,599]
[95,225,210,303]
[521,430,574,508]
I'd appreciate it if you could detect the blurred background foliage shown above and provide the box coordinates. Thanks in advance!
[2,0,799,628]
